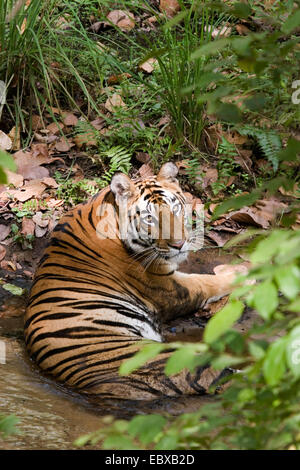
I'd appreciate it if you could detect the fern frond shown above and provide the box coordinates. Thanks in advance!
[237,125,282,171]
[101,146,132,185]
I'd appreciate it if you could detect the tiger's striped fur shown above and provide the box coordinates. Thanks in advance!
[24,163,237,400]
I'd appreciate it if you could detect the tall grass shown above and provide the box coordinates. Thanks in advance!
[0,0,104,143]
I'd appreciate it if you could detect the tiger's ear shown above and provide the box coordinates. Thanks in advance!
[110,173,136,203]
[157,162,179,183]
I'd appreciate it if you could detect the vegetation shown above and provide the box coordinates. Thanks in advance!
[0,0,300,450]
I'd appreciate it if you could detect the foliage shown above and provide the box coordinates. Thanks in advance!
[0,0,103,142]
[0,149,16,183]
[75,227,300,450]
[0,414,19,438]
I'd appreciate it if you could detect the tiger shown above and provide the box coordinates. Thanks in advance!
[24,162,241,401]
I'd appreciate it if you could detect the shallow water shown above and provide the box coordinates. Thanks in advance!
[0,249,252,450]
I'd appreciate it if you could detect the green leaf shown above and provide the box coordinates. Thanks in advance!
[252,281,278,320]
[248,341,266,360]
[244,93,267,111]
[263,337,287,386]
[165,346,198,375]
[2,283,25,296]
[250,231,290,264]
[212,189,262,220]
[211,354,244,370]
[119,343,164,376]
[277,138,300,161]
[216,103,242,123]
[0,415,19,437]
[286,325,300,378]
[155,435,178,450]
[0,150,17,172]
[204,300,244,344]
[274,265,300,300]
[281,9,300,34]
[232,2,252,19]
[190,38,230,60]
[129,415,166,445]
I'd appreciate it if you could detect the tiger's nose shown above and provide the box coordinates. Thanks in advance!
[168,240,185,250]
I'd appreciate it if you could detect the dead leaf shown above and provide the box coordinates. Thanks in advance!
[226,207,269,229]
[55,137,74,152]
[139,163,154,179]
[21,217,35,237]
[0,225,10,242]
[136,152,150,163]
[0,245,6,261]
[236,24,251,35]
[14,149,50,180]
[46,122,64,135]
[139,58,157,74]
[0,131,12,151]
[32,115,45,131]
[106,10,135,31]
[159,0,180,17]
[62,112,78,126]
[8,126,21,151]
[104,93,126,112]
[235,149,253,171]
[107,73,132,85]
[202,169,218,189]
[73,132,97,149]
[5,170,23,188]
[278,184,299,197]
[41,177,59,188]
[206,230,234,247]
[254,199,288,225]
[90,117,106,130]
[0,260,16,271]
[33,211,49,228]
[0,180,47,202]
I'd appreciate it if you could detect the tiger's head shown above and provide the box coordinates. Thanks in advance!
[110,162,200,268]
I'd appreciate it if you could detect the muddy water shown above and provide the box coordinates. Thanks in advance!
[0,249,253,450]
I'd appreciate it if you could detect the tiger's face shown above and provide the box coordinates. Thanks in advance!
[111,163,192,266]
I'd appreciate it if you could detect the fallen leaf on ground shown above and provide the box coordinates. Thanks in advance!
[106,10,135,31]
[254,198,288,225]
[21,217,35,237]
[104,93,126,112]
[41,177,59,188]
[202,169,218,189]
[62,112,78,126]
[8,126,21,151]
[236,24,251,35]
[0,180,47,202]
[139,163,154,179]
[13,149,50,180]
[46,121,64,135]
[0,245,6,261]
[159,0,180,17]
[0,131,12,151]
[107,73,132,85]
[139,58,157,74]
[0,225,10,242]
[226,207,269,229]
[73,132,97,148]
[90,117,106,130]
[4,170,23,188]
[55,137,75,152]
